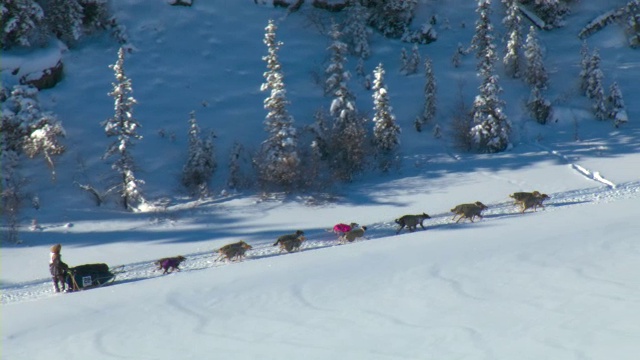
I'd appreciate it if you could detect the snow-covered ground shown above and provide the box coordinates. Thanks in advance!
[2,1,640,359]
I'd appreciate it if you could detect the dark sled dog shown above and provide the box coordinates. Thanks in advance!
[519,193,550,213]
[216,241,252,262]
[273,230,306,253]
[155,256,186,274]
[395,213,431,234]
[451,201,488,223]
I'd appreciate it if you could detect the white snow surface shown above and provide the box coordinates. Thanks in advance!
[3,1,640,359]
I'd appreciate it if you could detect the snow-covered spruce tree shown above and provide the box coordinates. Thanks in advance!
[1,92,21,237]
[416,57,436,131]
[527,86,552,124]
[257,20,300,190]
[399,47,409,74]
[524,25,552,124]
[102,47,144,210]
[470,0,493,66]
[308,108,331,162]
[588,71,608,121]
[584,49,608,121]
[368,0,417,38]
[626,2,640,47]
[325,23,350,98]
[522,0,571,29]
[470,0,511,153]
[502,0,523,78]
[406,44,421,75]
[79,0,111,33]
[578,40,590,93]
[44,0,84,46]
[608,81,628,127]
[343,0,371,59]
[371,63,401,171]
[524,26,548,90]
[585,49,602,99]
[324,24,367,181]
[591,89,608,122]
[182,111,216,198]
[0,147,21,243]
[400,44,422,75]
[22,112,66,177]
[0,0,44,49]
[1,85,66,178]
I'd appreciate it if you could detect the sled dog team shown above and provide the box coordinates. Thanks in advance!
[153,190,550,272]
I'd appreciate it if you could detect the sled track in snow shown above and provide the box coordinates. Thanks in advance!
[3,181,639,305]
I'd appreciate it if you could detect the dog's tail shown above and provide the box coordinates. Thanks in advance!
[394,218,402,224]
[273,240,280,246]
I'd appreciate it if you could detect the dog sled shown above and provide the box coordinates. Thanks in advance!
[66,263,120,291]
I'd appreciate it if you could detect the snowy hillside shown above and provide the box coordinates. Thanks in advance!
[2,0,640,359]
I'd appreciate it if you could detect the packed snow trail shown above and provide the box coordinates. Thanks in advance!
[3,181,639,305]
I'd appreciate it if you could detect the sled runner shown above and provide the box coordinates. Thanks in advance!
[67,263,118,291]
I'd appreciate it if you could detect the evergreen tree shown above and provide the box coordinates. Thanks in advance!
[399,47,409,74]
[0,145,21,243]
[526,0,570,29]
[257,20,300,189]
[182,111,216,198]
[419,57,437,127]
[527,86,552,124]
[325,24,366,181]
[588,69,608,121]
[102,47,144,210]
[524,26,548,90]
[608,81,627,127]
[325,23,350,99]
[1,85,65,178]
[502,0,523,78]
[584,49,609,121]
[470,0,511,153]
[79,0,111,33]
[585,49,603,100]
[407,44,421,75]
[369,0,417,38]
[471,0,494,67]
[578,40,590,93]
[372,63,401,171]
[22,112,66,177]
[524,26,552,124]
[45,0,84,46]
[0,0,44,49]
[343,0,371,59]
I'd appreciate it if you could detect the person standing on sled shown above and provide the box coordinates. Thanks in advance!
[49,244,70,292]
